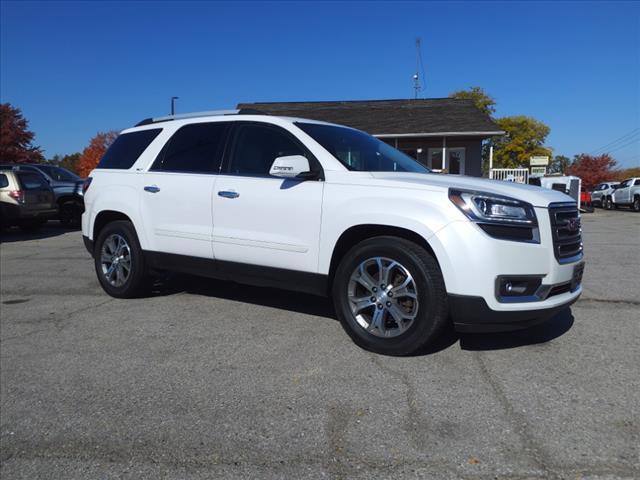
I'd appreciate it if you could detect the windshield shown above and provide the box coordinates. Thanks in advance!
[37,165,81,181]
[296,122,430,173]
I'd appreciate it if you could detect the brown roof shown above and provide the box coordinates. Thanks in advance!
[236,98,503,137]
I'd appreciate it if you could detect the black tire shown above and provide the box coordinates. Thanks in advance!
[19,219,44,232]
[94,220,149,298]
[633,196,640,212]
[604,197,612,210]
[59,202,79,227]
[332,236,448,356]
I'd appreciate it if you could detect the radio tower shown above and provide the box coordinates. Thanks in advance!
[413,38,425,99]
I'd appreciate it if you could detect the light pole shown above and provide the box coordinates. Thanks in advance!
[171,96,179,115]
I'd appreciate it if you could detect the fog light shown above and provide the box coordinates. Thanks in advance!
[497,276,543,299]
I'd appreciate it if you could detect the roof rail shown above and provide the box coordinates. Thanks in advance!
[135,108,267,127]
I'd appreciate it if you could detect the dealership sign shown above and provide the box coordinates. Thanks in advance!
[530,156,550,166]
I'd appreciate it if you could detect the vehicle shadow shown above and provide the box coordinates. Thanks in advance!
[150,274,575,355]
[0,222,79,243]
[458,308,575,351]
[150,273,336,319]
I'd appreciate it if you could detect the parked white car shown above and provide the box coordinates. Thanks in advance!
[591,181,620,209]
[612,177,640,211]
[82,110,584,355]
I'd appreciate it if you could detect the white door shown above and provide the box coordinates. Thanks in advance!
[212,122,323,272]
[139,122,231,259]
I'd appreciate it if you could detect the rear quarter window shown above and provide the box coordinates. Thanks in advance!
[97,129,162,170]
[0,173,9,188]
[17,172,49,190]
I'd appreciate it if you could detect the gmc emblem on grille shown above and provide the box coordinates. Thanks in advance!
[566,218,580,232]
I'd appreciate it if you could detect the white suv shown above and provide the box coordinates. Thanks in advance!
[82,110,584,355]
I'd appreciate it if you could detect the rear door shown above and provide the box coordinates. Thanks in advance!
[139,121,231,259]
[16,172,54,211]
[212,122,323,273]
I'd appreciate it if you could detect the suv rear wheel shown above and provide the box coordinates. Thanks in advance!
[94,220,149,298]
[633,196,640,212]
[332,236,448,356]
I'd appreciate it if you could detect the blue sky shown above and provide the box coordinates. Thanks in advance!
[1,1,639,167]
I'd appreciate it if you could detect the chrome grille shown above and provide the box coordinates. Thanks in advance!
[548,203,583,263]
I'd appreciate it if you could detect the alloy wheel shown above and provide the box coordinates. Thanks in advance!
[347,257,419,338]
[100,233,132,287]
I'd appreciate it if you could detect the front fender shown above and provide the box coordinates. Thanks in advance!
[318,184,462,289]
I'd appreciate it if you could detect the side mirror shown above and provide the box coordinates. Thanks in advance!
[269,155,314,179]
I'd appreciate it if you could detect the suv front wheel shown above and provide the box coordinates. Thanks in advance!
[94,220,149,298]
[332,236,448,356]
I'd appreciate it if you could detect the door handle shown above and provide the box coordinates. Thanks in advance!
[218,190,239,199]
[144,185,160,193]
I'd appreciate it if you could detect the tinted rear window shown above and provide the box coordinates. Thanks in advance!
[98,129,162,170]
[0,174,8,188]
[151,122,230,173]
[17,172,49,190]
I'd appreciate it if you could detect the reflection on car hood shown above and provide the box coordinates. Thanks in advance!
[369,172,574,207]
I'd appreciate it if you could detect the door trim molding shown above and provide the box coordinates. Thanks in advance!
[144,251,328,296]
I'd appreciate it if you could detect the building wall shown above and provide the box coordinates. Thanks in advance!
[380,136,484,177]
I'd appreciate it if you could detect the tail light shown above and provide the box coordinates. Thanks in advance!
[82,177,93,194]
[8,190,25,203]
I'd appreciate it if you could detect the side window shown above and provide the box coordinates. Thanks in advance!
[227,124,306,176]
[635,179,640,186]
[98,129,162,170]
[0,174,8,188]
[17,172,48,190]
[152,122,230,173]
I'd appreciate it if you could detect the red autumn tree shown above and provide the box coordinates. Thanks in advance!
[76,131,119,177]
[0,103,44,163]
[566,154,617,190]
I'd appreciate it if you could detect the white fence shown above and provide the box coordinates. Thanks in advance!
[489,168,529,184]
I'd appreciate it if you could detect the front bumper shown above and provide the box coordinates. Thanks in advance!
[428,207,583,330]
[449,293,579,333]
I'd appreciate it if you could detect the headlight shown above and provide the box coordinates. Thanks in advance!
[449,189,539,243]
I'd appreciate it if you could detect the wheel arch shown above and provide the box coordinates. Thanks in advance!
[327,224,439,288]
[93,210,135,243]
[57,194,81,206]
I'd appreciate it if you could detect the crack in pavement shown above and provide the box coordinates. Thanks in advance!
[2,435,637,479]
[577,297,640,307]
[0,298,115,343]
[472,352,559,479]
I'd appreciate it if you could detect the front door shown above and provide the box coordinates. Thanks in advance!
[139,121,231,259]
[614,179,633,204]
[428,147,465,174]
[212,122,323,273]
[448,148,465,175]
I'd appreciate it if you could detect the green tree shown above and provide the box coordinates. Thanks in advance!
[449,86,496,117]
[549,155,571,174]
[58,152,81,173]
[491,116,552,169]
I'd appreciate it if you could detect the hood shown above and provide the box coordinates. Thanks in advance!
[369,172,574,208]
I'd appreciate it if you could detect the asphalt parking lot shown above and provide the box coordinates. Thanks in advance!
[1,209,639,479]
